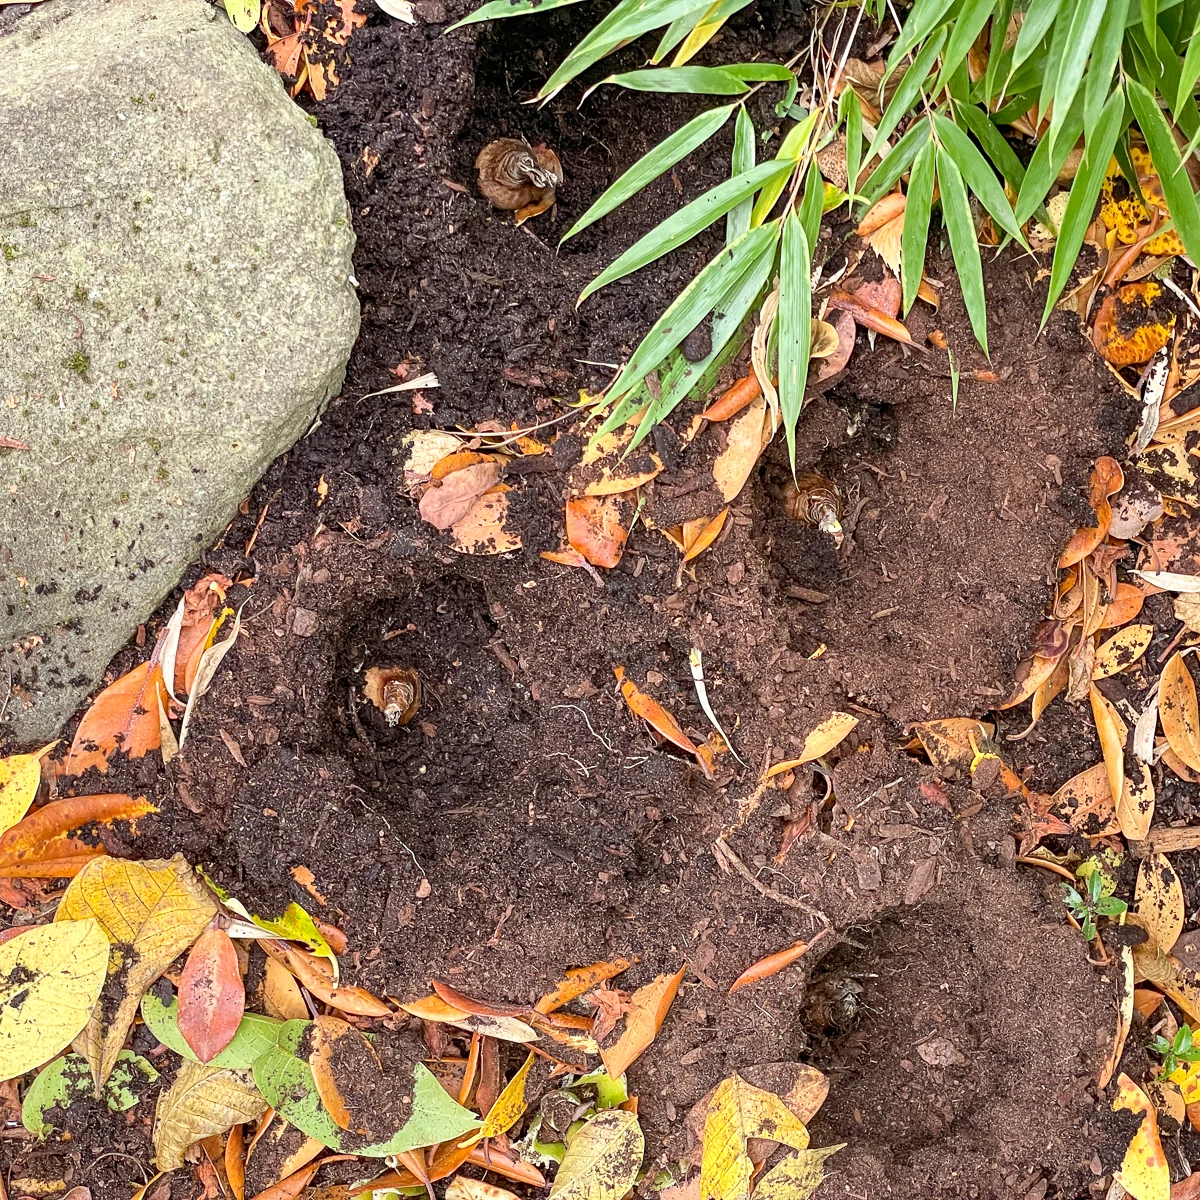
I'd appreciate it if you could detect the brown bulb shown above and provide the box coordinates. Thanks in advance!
[363,666,420,727]
[784,473,844,546]
[475,138,562,212]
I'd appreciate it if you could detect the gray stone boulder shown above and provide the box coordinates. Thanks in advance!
[0,0,358,742]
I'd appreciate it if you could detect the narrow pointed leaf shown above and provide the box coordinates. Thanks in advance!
[1012,0,1064,70]
[984,0,1015,104]
[902,138,937,315]
[1048,0,1107,154]
[932,113,1026,245]
[870,26,947,160]
[778,212,811,469]
[1084,0,1129,130]
[859,120,930,209]
[750,111,818,226]
[841,87,863,197]
[1015,90,1084,224]
[935,0,1000,93]
[1042,87,1128,323]
[1128,79,1200,264]
[563,105,736,243]
[798,158,824,251]
[580,159,791,303]
[1177,8,1200,116]
[936,147,988,354]
[586,66,749,99]
[953,101,1025,192]
[727,105,756,244]
[888,0,957,65]
[447,0,585,28]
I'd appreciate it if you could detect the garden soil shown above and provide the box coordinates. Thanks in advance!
[1,1,1182,1198]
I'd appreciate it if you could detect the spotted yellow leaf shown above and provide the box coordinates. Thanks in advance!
[1100,151,1186,258]
[1093,625,1154,679]
[1113,1072,1169,1200]
[1135,853,1184,954]
[55,855,218,1088]
[700,1073,810,1200]
[549,1109,643,1200]
[0,742,56,837]
[753,1144,846,1200]
[153,1060,266,1171]
[461,1051,535,1146]
[0,920,109,1083]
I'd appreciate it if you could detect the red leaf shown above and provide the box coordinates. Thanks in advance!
[178,927,245,1063]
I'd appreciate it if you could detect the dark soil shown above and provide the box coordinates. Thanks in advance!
[6,0,1192,1197]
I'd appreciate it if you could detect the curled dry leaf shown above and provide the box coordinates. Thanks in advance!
[1059,457,1123,569]
[1113,1073,1170,1200]
[476,139,562,213]
[599,964,686,1080]
[816,311,856,382]
[56,855,219,1088]
[809,320,841,360]
[310,1014,381,1133]
[765,713,857,778]
[1161,652,1200,773]
[1099,945,1135,1090]
[859,195,905,277]
[165,573,234,700]
[614,666,712,777]
[65,658,169,776]
[728,929,831,995]
[1135,853,1185,954]
[0,793,155,879]
[178,927,245,1064]
[827,288,915,346]
[1001,654,1063,709]
[452,491,522,556]
[0,921,109,1083]
[566,495,628,569]
[264,956,309,1020]
[461,1050,535,1145]
[1089,685,1127,819]
[713,393,778,503]
[702,374,762,422]
[1093,624,1154,678]
[419,460,503,531]
[1092,281,1175,367]
[258,940,389,1018]
[682,509,729,563]
[153,1060,266,1172]
[399,994,538,1042]
[535,959,632,1014]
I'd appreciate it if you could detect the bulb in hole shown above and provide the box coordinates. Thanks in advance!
[784,472,844,548]
[363,666,421,727]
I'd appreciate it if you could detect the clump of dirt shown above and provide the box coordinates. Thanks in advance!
[0,1,1156,1196]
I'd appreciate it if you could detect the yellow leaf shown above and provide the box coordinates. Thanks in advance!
[549,1109,644,1200]
[1089,686,1126,816]
[0,920,109,1083]
[699,1073,810,1200]
[765,714,858,778]
[752,1144,845,1200]
[55,855,218,1088]
[671,3,725,65]
[0,741,55,837]
[1160,652,1200,772]
[1170,1061,1200,1105]
[153,1060,266,1172]
[682,509,729,563]
[713,394,776,503]
[461,1051,536,1146]
[1099,945,1134,1090]
[909,718,995,779]
[1113,1072,1170,1200]
[447,1180,520,1200]
[223,0,261,33]
[809,321,841,359]
[1120,760,1156,843]
[1093,624,1154,679]
[1135,853,1184,953]
[600,965,685,1080]
[578,427,664,497]
[398,995,539,1043]
[865,211,904,276]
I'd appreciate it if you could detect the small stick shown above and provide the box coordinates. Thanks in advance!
[713,837,830,926]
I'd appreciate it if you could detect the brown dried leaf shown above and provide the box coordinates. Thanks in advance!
[419,461,503,530]
[828,289,915,345]
[599,964,686,1080]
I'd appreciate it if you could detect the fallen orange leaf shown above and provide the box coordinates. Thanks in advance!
[258,940,389,1017]
[309,1015,379,1134]
[535,959,633,1014]
[828,289,916,346]
[702,374,763,422]
[566,495,628,569]
[177,926,245,1064]
[599,964,686,1079]
[1058,456,1123,569]
[855,191,906,238]
[728,929,831,995]
[614,666,713,777]
[172,573,233,697]
[0,793,155,878]
[682,509,729,562]
[65,659,169,775]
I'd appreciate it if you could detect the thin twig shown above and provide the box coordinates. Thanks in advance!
[713,837,830,925]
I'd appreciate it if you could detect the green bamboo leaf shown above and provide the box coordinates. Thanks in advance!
[1047,0,1107,154]
[841,87,863,198]
[538,0,717,101]
[1083,0,1129,131]
[727,106,756,245]
[749,110,818,226]
[653,2,716,61]
[953,100,1025,191]
[902,137,937,316]
[1036,0,1073,117]
[990,88,1041,125]
[580,158,793,303]
[1176,8,1200,116]
[859,119,931,209]
[563,105,737,244]
[798,159,824,252]
[778,212,811,469]
[935,0,999,94]
[607,223,782,405]
[870,26,948,160]
[936,147,988,353]
[626,231,778,446]
[1128,79,1200,262]
[1141,0,1158,53]
[1042,87,1127,323]
[1014,90,1084,224]
[727,64,796,83]
[1012,0,1063,70]
[1127,23,1200,138]
[932,112,1027,245]
[984,0,1015,105]
[584,66,749,100]
[447,0,585,29]
[889,0,959,65]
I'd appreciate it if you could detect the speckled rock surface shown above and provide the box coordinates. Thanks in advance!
[0,0,358,742]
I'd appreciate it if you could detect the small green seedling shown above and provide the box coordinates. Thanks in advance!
[1060,870,1127,942]
[1151,1023,1200,1079]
